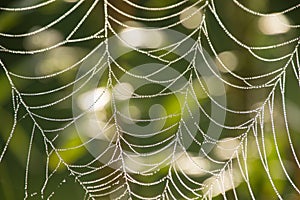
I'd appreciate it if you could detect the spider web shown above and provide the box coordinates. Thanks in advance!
[0,0,300,199]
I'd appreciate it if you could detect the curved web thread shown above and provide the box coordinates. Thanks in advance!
[0,0,299,199]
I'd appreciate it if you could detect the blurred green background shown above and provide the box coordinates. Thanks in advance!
[0,0,300,199]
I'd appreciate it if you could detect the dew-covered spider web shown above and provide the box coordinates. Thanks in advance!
[0,0,300,199]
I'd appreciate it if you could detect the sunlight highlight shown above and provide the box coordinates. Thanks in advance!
[214,137,241,160]
[113,82,134,101]
[180,6,202,29]
[216,51,239,73]
[258,14,290,35]
[24,28,63,49]
[175,153,210,176]
[120,26,164,48]
[77,87,111,111]
[203,169,242,197]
